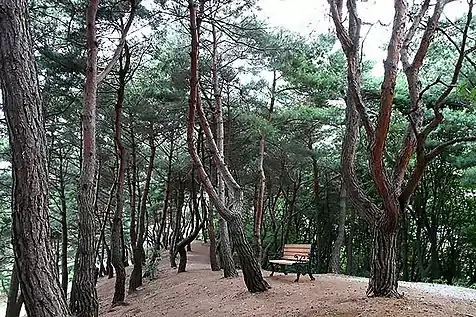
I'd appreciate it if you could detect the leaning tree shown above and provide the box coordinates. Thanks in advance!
[0,0,71,315]
[186,0,270,293]
[327,0,476,297]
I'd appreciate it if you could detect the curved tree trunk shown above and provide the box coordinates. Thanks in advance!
[177,175,205,273]
[110,44,130,306]
[217,217,237,277]
[186,0,268,293]
[228,216,270,292]
[210,22,237,279]
[253,70,276,264]
[129,131,156,291]
[0,1,71,315]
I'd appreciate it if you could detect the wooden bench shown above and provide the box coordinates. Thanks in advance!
[269,244,315,282]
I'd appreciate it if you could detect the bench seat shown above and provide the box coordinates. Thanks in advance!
[269,259,302,265]
[268,243,315,282]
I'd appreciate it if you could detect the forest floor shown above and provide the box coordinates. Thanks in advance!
[98,242,476,317]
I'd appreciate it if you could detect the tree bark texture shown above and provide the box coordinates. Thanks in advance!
[0,0,71,315]
[69,0,101,315]
[228,216,270,292]
[367,224,399,297]
[329,0,474,296]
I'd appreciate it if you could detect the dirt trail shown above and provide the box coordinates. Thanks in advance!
[98,242,476,317]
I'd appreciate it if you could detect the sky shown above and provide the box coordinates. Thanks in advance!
[257,0,469,75]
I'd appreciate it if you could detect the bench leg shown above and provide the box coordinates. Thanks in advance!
[294,272,301,282]
[283,265,288,275]
[308,263,315,280]
[270,263,275,277]
[294,265,301,282]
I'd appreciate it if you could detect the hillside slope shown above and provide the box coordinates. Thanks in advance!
[98,242,476,317]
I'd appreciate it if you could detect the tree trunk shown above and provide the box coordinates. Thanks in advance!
[401,211,409,281]
[128,113,138,267]
[129,131,156,291]
[111,216,126,305]
[99,241,106,277]
[206,197,220,271]
[147,133,173,271]
[69,0,101,314]
[210,22,237,278]
[105,237,114,279]
[157,133,174,249]
[94,181,116,259]
[170,181,185,268]
[177,174,205,273]
[217,216,237,277]
[0,0,71,315]
[5,263,24,317]
[110,44,130,306]
[254,70,276,263]
[428,226,441,280]
[186,0,267,293]
[367,222,401,298]
[59,155,69,296]
[128,167,137,263]
[345,208,354,276]
[330,185,346,273]
[254,135,266,263]
[228,216,270,292]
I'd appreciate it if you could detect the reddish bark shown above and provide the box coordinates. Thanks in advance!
[327,0,474,297]
[69,0,100,314]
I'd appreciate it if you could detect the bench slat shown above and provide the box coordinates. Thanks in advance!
[269,259,298,265]
[283,246,311,250]
[283,248,310,253]
[284,244,311,248]
[269,243,312,265]
[283,249,310,253]
[282,256,309,261]
[283,253,309,259]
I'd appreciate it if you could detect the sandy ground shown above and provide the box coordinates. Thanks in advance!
[98,242,476,317]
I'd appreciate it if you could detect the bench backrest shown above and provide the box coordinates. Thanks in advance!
[282,244,311,260]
